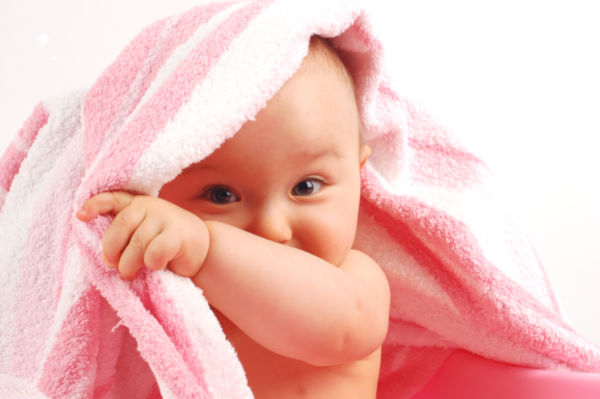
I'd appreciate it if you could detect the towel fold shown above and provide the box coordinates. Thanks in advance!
[1,1,599,398]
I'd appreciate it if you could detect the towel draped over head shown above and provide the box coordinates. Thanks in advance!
[1,0,599,397]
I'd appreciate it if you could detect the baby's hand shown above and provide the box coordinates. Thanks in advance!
[76,191,209,280]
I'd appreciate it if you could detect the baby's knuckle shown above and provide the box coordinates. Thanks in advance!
[111,216,130,232]
[109,191,126,206]
[128,234,146,252]
[145,248,164,269]
[129,195,145,205]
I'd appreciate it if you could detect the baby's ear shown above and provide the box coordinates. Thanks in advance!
[359,144,371,169]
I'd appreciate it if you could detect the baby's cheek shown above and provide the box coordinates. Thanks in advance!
[316,204,359,264]
[315,226,356,266]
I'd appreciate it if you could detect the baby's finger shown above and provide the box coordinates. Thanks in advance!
[102,204,146,268]
[77,191,135,221]
[144,229,182,271]
[118,218,163,279]
[161,227,206,278]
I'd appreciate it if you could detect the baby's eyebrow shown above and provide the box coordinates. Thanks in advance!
[301,145,341,160]
[182,162,218,173]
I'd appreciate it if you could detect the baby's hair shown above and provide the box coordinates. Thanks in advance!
[303,35,364,146]
[304,36,354,89]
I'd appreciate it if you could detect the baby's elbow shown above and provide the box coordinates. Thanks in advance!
[344,298,389,361]
[302,263,391,367]
[309,321,387,367]
[336,271,390,363]
[307,299,390,367]
[315,250,390,366]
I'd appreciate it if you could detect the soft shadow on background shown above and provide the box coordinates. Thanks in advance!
[1,0,598,344]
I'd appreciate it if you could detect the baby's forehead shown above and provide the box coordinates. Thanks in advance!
[184,36,361,175]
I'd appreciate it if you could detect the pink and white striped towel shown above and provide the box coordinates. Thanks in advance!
[1,1,599,398]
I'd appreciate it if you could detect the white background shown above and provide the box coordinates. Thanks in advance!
[1,1,598,345]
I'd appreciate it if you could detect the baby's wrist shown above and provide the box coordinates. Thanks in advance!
[189,218,212,284]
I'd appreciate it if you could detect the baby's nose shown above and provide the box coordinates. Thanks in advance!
[248,205,292,244]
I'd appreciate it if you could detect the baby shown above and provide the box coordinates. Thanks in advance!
[77,37,390,399]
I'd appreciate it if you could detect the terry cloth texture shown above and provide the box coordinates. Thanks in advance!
[1,0,599,398]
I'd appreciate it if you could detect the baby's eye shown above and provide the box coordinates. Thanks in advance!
[291,179,323,197]
[203,185,239,204]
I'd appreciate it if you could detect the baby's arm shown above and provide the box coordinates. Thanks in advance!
[78,191,390,367]
[197,220,390,366]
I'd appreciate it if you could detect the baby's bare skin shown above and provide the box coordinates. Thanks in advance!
[77,37,390,398]
[216,308,382,399]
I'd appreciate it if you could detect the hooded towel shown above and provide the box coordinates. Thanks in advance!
[1,0,599,398]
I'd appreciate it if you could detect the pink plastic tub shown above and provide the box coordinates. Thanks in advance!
[413,350,600,399]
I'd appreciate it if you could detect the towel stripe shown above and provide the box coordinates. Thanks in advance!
[37,286,100,398]
[153,272,252,398]
[0,103,48,212]
[3,1,600,398]
[83,2,235,168]
[133,1,247,121]
[0,93,85,375]
[12,113,86,379]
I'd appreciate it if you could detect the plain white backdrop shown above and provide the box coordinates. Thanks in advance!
[1,0,599,344]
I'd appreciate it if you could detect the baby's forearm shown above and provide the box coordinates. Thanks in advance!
[192,220,389,367]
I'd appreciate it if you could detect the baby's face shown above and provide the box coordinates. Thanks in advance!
[160,58,368,266]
